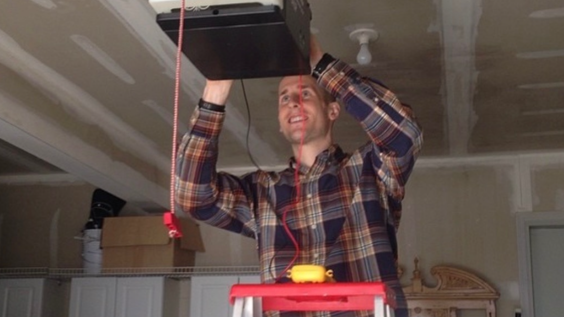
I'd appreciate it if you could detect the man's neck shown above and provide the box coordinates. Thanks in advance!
[291,140,332,168]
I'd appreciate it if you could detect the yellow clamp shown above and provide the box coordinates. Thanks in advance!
[287,265,335,283]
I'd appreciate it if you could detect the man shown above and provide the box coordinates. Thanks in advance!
[175,37,423,317]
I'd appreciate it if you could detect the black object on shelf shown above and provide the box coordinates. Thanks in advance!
[85,189,126,229]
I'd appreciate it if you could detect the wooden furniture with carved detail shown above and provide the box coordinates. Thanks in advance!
[398,259,499,317]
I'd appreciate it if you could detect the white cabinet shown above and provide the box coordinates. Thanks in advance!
[69,277,178,317]
[190,275,260,317]
[0,278,63,317]
[69,277,116,317]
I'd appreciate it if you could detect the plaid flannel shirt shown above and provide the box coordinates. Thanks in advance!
[176,59,423,317]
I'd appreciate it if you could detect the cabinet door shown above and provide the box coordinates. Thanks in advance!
[190,276,239,317]
[0,279,44,317]
[69,277,116,317]
[114,277,164,317]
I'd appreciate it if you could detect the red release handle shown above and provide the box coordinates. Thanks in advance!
[163,211,183,238]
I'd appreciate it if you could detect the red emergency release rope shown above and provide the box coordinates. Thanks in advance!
[169,0,187,216]
[170,1,305,280]
[276,75,306,282]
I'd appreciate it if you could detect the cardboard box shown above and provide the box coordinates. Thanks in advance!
[101,215,205,268]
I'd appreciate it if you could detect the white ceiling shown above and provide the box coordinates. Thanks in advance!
[1,0,563,210]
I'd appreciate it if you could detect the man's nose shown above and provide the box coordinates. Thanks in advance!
[289,94,302,108]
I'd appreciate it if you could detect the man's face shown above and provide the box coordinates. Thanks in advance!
[277,75,338,145]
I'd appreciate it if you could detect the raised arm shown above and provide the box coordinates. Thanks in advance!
[314,52,423,198]
[175,79,257,238]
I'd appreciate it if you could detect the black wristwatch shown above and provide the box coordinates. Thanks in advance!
[311,53,336,79]
[198,99,225,113]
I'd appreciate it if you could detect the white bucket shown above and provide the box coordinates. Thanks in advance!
[82,229,102,274]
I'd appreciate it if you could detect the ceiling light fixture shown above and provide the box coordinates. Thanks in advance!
[349,28,379,65]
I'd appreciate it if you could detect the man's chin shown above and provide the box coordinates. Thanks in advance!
[283,133,307,144]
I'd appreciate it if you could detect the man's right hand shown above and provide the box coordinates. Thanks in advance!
[202,79,234,106]
[309,34,325,71]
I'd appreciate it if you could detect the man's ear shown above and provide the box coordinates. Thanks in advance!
[328,102,340,121]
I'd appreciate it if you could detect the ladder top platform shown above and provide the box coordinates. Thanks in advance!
[229,282,396,312]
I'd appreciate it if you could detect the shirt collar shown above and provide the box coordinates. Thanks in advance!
[288,145,347,172]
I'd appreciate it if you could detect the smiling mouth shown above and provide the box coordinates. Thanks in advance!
[289,115,307,124]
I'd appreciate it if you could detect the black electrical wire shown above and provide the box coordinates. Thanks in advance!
[241,79,282,280]
[240,79,302,283]
[240,79,261,170]
[269,240,289,281]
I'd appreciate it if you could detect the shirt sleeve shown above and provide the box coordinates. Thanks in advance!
[174,106,257,238]
[317,59,424,227]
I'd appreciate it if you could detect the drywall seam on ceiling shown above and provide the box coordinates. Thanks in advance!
[142,99,188,137]
[0,94,168,209]
[70,34,135,84]
[97,0,280,165]
[437,0,481,155]
[518,82,564,89]
[529,7,564,18]
[522,108,564,116]
[31,0,57,10]
[516,48,564,89]
[517,49,564,59]
[519,131,564,137]
[0,29,171,174]
[0,173,83,186]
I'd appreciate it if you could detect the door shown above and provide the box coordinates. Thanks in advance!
[530,226,564,317]
[517,211,564,317]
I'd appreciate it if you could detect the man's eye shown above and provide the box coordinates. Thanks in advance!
[280,95,290,103]
[302,90,311,98]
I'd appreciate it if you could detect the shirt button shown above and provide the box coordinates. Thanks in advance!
[313,253,319,259]
[307,194,312,199]
[374,97,379,102]
[311,224,317,230]
[339,71,345,76]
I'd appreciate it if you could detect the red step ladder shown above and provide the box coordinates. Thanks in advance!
[229,282,396,317]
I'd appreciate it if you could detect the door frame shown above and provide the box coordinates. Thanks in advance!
[516,211,564,317]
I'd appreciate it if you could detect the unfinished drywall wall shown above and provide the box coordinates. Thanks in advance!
[193,156,555,317]
[399,163,519,317]
[1,154,561,317]
[0,183,95,268]
[194,223,258,266]
[531,162,564,212]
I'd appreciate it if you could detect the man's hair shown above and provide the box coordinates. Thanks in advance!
[318,86,336,105]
